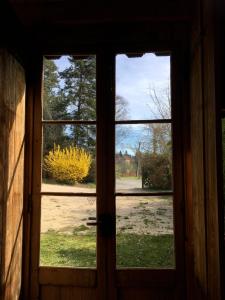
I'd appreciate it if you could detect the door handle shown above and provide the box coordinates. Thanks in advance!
[86,217,98,226]
[86,214,115,237]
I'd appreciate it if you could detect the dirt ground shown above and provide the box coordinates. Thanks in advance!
[41,179,174,235]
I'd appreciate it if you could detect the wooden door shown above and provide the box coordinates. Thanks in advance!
[27,48,186,300]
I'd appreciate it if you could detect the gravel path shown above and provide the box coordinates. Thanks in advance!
[41,180,174,235]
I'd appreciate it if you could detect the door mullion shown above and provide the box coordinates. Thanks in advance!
[96,52,116,300]
[104,52,116,300]
[30,55,43,300]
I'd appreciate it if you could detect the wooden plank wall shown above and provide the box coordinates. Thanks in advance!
[0,49,25,300]
[202,0,222,298]
[189,0,222,298]
[189,0,207,297]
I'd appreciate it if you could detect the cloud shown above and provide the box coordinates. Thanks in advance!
[116,53,170,119]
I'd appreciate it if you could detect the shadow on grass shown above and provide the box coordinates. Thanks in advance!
[40,233,96,267]
[40,232,174,268]
[58,248,96,267]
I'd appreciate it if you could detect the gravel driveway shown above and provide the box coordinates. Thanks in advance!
[41,178,173,235]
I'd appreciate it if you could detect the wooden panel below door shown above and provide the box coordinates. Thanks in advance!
[118,288,175,300]
[40,285,175,300]
[39,267,97,287]
[40,286,97,300]
[116,269,175,288]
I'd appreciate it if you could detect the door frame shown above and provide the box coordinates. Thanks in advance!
[23,36,189,299]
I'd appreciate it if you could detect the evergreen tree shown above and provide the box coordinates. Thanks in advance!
[43,58,59,120]
[43,58,67,155]
[59,56,96,151]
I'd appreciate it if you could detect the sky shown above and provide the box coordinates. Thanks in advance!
[54,53,170,154]
[116,53,170,120]
[55,54,170,120]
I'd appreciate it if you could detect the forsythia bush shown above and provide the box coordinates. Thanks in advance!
[44,144,92,183]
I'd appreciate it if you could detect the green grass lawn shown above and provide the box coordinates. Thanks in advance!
[40,232,174,268]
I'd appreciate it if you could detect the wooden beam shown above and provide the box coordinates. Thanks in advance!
[9,1,191,29]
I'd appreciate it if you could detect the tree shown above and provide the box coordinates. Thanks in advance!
[115,95,130,147]
[147,83,171,152]
[116,95,129,121]
[59,56,96,150]
[43,59,67,156]
[140,84,172,189]
[43,59,58,120]
[44,56,130,183]
[148,84,171,119]
[141,153,172,190]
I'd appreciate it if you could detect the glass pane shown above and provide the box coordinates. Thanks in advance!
[116,196,175,268]
[42,124,96,192]
[116,124,172,193]
[116,53,171,121]
[40,196,96,267]
[43,55,96,121]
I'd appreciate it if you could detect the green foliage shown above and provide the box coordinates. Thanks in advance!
[42,57,97,182]
[59,56,96,150]
[147,123,171,154]
[40,232,174,268]
[141,153,172,190]
[43,59,67,156]
[43,59,59,120]
[82,159,96,183]
[44,144,92,183]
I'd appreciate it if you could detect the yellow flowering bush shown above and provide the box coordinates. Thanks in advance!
[44,144,92,183]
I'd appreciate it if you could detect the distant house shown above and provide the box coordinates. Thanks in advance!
[115,151,137,176]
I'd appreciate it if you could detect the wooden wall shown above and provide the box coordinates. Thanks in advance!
[0,49,25,300]
[189,0,223,298]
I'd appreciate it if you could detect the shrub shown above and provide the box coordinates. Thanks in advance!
[44,144,92,183]
[82,159,96,183]
[141,153,172,190]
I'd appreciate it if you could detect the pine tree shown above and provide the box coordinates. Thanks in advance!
[43,58,59,120]
[59,56,96,151]
[43,58,67,155]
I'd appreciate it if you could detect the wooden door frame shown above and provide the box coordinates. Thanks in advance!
[22,31,189,299]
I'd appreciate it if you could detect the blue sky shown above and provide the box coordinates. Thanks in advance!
[116,53,170,120]
[55,54,170,120]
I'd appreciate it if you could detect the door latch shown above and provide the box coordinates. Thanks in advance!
[86,213,115,237]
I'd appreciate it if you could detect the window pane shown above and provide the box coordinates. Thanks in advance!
[116,196,175,268]
[43,55,96,121]
[40,196,96,267]
[116,124,172,193]
[42,124,96,192]
[116,53,171,121]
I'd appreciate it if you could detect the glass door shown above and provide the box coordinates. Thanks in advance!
[40,55,97,269]
[29,50,185,300]
[115,53,175,269]
[111,50,185,299]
